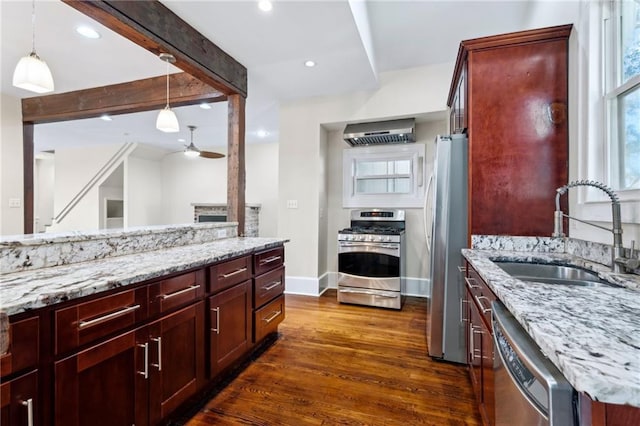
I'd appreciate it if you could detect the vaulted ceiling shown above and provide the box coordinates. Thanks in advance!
[0,1,578,153]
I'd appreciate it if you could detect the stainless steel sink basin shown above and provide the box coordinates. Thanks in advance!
[493,262,619,288]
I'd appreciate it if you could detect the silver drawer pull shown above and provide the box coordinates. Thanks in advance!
[475,295,492,314]
[137,342,149,379]
[160,285,200,300]
[259,255,282,265]
[211,307,220,334]
[458,266,467,273]
[263,280,282,291]
[78,304,141,329]
[339,288,399,298]
[464,277,481,290]
[220,267,248,279]
[20,398,33,426]
[263,310,282,324]
[150,337,162,371]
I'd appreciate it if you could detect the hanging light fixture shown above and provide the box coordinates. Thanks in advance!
[13,0,54,93]
[184,125,201,157]
[156,53,179,133]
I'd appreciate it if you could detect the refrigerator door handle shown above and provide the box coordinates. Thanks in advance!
[423,172,434,253]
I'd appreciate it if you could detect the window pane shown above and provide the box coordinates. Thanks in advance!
[618,85,640,188]
[356,178,411,194]
[622,0,640,83]
[355,160,411,176]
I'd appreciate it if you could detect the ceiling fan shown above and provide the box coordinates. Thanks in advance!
[183,125,225,159]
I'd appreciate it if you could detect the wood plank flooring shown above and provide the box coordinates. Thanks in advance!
[184,290,482,425]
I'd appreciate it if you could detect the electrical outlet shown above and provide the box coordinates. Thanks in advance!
[8,198,21,208]
[287,200,298,209]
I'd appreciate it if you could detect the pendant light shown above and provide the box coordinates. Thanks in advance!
[12,0,54,94]
[156,53,180,133]
[184,126,201,157]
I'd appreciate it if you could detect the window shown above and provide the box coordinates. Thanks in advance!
[605,0,640,190]
[343,144,425,208]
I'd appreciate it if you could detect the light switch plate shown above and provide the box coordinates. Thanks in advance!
[8,198,21,208]
[287,200,298,209]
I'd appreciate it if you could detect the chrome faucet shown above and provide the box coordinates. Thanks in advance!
[552,180,639,273]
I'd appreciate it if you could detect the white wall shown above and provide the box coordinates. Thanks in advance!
[126,156,163,227]
[278,62,453,293]
[0,93,24,236]
[35,156,55,232]
[99,185,124,229]
[245,143,279,237]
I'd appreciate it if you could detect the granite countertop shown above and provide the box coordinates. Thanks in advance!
[462,249,640,407]
[0,237,286,316]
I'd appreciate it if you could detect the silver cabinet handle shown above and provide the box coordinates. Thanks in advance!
[338,288,399,298]
[458,266,467,273]
[460,298,468,323]
[20,398,33,426]
[263,280,282,291]
[263,310,282,324]
[137,343,149,379]
[211,307,220,334]
[464,277,481,290]
[160,285,200,300]
[259,255,281,265]
[150,337,162,371]
[220,267,247,279]
[78,304,140,329]
[469,324,474,359]
[475,295,492,315]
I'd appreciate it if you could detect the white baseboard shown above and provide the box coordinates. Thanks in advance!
[286,273,430,298]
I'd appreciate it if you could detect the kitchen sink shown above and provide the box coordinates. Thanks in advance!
[493,261,619,288]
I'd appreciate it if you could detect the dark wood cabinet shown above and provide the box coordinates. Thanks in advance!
[148,301,205,425]
[465,263,496,426]
[448,25,571,237]
[208,281,252,378]
[1,370,38,426]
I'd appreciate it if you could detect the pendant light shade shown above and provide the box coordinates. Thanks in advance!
[156,106,180,133]
[184,125,201,157]
[13,0,54,94]
[156,53,179,133]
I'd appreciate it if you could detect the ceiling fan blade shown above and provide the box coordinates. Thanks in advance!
[199,150,225,159]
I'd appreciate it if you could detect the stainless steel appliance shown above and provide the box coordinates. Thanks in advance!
[338,209,406,309]
[427,134,468,363]
[492,301,577,425]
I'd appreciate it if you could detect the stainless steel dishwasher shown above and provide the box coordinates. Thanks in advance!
[492,301,577,425]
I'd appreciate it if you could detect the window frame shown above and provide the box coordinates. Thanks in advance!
[342,144,425,208]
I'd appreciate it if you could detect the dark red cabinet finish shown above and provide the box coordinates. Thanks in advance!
[1,370,38,426]
[448,25,571,238]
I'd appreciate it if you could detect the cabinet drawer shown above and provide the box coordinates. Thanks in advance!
[253,246,284,276]
[1,369,38,425]
[55,287,147,355]
[149,270,204,316]
[254,266,285,308]
[209,256,252,294]
[0,316,39,377]
[253,294,285,343]
[466,263,496,329]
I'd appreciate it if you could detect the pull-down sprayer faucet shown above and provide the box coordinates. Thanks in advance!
[552,180,639,273]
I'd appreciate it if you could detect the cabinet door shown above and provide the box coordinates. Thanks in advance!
[148,301,205,425]
[208,281,251,378]
[54,328,148,426]
[467,288,483,404]
[1,370,38,426]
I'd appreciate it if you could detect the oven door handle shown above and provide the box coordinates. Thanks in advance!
[339,242,399,250]
[338,288,400,298]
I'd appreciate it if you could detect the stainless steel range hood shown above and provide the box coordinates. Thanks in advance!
[343,118,415,146]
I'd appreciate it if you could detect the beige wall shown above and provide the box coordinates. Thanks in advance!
[0,93,24,236]
[126,156,164,227]
[278,62,454,287]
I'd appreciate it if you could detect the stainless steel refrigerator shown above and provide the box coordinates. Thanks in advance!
[426,134,468,363]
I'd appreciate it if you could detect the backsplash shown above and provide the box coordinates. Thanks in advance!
[0,223,238,274]
[472,235,639,275]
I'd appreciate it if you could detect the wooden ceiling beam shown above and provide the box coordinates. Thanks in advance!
[22,72,226,124]
[62,0,247,97]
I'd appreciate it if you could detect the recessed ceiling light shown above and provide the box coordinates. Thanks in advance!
[100,114,112,121]
[258,0,273,12]
[199,103,212,110]
[178,138,186,143]
[256,129,268,138]
[76,26,101,39]
[304,60,316,68]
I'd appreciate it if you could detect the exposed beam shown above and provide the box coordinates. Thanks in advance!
[62,0,247,97]
[227,95,246,236]
[22,73,226,124]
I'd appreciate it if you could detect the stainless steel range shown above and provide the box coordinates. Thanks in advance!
[337,209,406,310]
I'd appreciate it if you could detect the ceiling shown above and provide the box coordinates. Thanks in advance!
[0,0,575,154]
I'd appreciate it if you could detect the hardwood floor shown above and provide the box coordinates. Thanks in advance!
[184,290,482,425]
